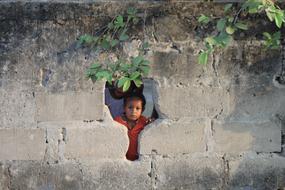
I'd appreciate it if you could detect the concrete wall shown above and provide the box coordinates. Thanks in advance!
[0,1,285,189]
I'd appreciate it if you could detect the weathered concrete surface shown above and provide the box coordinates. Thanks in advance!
[80,159,151,190]
[140,118,208,155]
[227,83,285,122]
[213,120,282,153]
[0,1,285,189]
[154,154,224,190]
[0,84,36,128]
[0,128,45,160]
[0,162,9,190]
[228,153,285,190]
[36,90,104,122]
[153,86,230,119]
[64,123,128,160]
[0,159,151,190]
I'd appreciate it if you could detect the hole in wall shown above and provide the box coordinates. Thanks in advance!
[104,79,159,120]
[104,79,159,161]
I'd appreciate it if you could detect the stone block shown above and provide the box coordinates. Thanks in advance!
[0,86,36,128]
[227,83,285,122]
[150,50,218,87]
[155,154,224,190]
[8,161,84,190]
[140,118,208,155]
[36,91,103,122]
[0,128,46,160]
[228,153,285,189]
[154,86,230,119]
[2,159,151,190]
[81,159,151,190]
[64,123,129,160]
[213,120,281,153]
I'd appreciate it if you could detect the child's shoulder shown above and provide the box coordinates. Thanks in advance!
[139,115,148,124]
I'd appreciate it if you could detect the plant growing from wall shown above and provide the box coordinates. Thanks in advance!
[79,8,150,92]
[197,0,285,65]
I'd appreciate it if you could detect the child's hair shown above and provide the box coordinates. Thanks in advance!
[124,92,146,112]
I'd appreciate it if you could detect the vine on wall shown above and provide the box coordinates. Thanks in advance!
[79,8,150,92]
[198,0,285,65]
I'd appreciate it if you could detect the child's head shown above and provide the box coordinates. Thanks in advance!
[123,93,146,121]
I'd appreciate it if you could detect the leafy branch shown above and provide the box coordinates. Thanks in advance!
[198,0,285,64]
[79,8,150,92]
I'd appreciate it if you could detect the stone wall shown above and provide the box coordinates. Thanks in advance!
[0,1,285,189]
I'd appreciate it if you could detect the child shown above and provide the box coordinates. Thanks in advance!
[105,82,144,118]
[114,92,153,161]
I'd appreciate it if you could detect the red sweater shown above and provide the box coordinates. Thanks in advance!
[114,115,148,161]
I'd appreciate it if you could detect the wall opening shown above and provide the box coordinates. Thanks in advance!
[104,79,159,120]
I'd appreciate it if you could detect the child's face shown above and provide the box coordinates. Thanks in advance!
[124,98,143,121]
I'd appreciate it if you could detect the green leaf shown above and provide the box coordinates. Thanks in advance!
[89,63,101,69]
[266,10,275,22]
[120,63,131,71]
[227,16,234,23]
[118,77,129,88]
[79,34,97,44]
[123,79,131,92]
[95,70,112,82]
[226,26,235,34]
[119,32,129,41]
[140,66,150,75]
[198,51,208,64]
[198,14,210,24]
[132,56,144,65]
[274,12,284,28]
[205,36,216,46]
[110,39,119,47]
[217,19,226,31]
[273,31,281,39]
[101,38,110,50]
[114,15,124,28]
[263,32,271,40]
[130,71,141,80]
[224,4,233,13]
[141,60,150,65]
[127,7,137,15]
[235,22,248,30]
[133,78,143,88]
[214,32,231,47]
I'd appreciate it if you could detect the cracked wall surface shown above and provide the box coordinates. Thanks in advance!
[0,1,285,189]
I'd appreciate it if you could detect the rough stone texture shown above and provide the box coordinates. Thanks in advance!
[154,86,230,119]
[0,83,36,128]
[0,159,151,190]
[1,1,285,189]
[64,123,129,160]
[6,161,84,190]
[0,128,46,160]
[213,120,282,153]
[36,90,104,122]
[155,154,224,190]
[140,118,208,155]
[81,159,151,190]
[228,153,285,190]
[0,162,9,190]
[227,83,285,122]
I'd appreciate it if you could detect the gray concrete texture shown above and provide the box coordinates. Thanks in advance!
[0,153,284,190]
[0,1,285,189]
